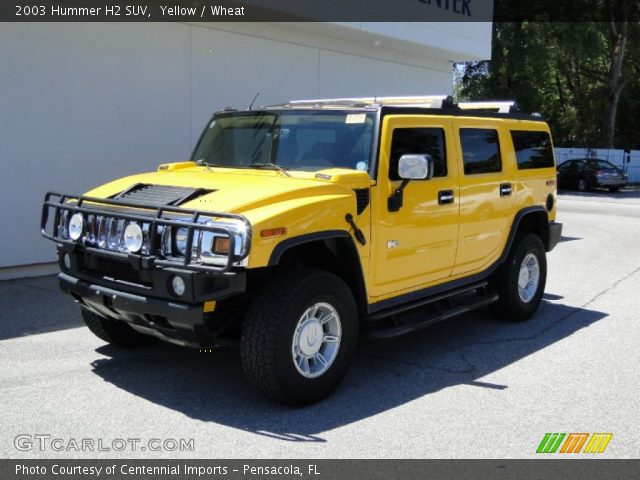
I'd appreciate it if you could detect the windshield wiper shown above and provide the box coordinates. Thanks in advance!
[197,160,226,168]
[197,160,233,172]
[248,162,291,177]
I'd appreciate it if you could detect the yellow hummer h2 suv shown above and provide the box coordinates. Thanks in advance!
[41,95,562,404]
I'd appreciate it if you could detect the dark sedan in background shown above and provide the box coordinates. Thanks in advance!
[557,158,628,192]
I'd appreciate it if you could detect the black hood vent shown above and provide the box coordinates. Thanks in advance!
[354,188,370,215]
[113,184,215,207]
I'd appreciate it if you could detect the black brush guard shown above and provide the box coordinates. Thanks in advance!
[41,192,252,274]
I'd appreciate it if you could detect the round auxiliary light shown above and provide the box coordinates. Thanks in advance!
[68,213,84,241]
[171,275,186,297]
[62,253,71,270]
[124,223,144,253]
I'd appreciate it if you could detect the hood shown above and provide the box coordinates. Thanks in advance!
[85,163,371,216]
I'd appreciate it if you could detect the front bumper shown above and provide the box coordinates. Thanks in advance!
[58,245,245,304]
[60,272,241,347]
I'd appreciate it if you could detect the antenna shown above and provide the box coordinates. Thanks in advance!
[248,92,260,111]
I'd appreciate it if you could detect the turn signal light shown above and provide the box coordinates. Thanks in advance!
[213,236,230,254]
[260,227,287,239]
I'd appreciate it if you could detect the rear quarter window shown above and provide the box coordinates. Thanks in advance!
[511,130,554,169]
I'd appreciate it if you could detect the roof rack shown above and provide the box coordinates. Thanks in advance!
[458,100,516,114]
[284,96,517,113]
[287,95,448,108]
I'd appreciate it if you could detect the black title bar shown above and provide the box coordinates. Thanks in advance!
[4,459,640,480]
[2,0,638,22]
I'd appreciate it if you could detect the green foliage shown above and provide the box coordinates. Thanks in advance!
[456,19,639,148]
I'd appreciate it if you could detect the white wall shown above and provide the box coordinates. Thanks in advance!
[0,22,488,274]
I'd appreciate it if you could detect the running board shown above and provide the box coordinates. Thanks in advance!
[366,283,498,340]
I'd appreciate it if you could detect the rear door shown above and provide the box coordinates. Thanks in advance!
[452,121,516,276]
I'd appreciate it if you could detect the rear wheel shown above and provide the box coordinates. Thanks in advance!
[491,233,547,322]
[577,179,589,192]
[240,268,358,405]
[81,307,157,348]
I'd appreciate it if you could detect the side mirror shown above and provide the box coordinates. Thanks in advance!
[389,154,434,212]
[398,154,433,180]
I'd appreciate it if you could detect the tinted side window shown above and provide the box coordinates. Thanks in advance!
[558,161,573,170]
[460,128,501,174]
[389,128,447,180]
[511,130,554,169]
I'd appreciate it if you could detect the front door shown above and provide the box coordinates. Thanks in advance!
[370,115,460,299]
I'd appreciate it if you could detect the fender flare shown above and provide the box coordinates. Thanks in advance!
[267,230,368,314]
[267,230,352,266]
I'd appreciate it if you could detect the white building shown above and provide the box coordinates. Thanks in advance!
[0,22,491,279]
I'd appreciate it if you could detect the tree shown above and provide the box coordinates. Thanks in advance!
[457,10,639,149]
[602,0,631,148]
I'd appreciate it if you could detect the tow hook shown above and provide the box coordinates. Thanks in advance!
[345,213,366,246]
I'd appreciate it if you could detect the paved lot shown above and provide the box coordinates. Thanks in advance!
[1,189,639,459]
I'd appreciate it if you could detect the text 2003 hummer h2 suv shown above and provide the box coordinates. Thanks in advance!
[41,95,562,404]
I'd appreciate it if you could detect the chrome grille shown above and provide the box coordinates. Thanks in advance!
[83,215,154,254]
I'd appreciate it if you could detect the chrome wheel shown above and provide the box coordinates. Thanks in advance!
[517,253,540,303]
[292,302,342,378]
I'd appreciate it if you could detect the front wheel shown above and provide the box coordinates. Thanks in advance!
[240,268,358,405]
[490,233,547,322]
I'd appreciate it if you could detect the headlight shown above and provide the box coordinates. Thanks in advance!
[68,213,84,241]
[124,223,144,253]
[161,220,249,266]
[199,222,248,265]
[174,228,189,255]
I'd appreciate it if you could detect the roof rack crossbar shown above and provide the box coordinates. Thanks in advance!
[284,96,517,113]
[457,101,516,113]
[288,95,448,108]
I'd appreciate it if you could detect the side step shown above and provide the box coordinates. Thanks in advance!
[366,282,498,340]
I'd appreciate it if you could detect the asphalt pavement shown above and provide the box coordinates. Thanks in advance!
[1,188,639,458]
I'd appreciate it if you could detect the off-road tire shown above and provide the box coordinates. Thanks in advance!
[240,268,358,405]
[490,233,547,322]
[81,307,157,348]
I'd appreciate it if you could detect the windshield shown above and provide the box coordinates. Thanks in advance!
[192,110,376,173]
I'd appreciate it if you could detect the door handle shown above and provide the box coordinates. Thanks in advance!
[438,190,454,205]
[500,183,512,197]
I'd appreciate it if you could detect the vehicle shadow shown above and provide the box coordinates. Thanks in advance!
[558,236,582,243]
[89,297,607,442]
